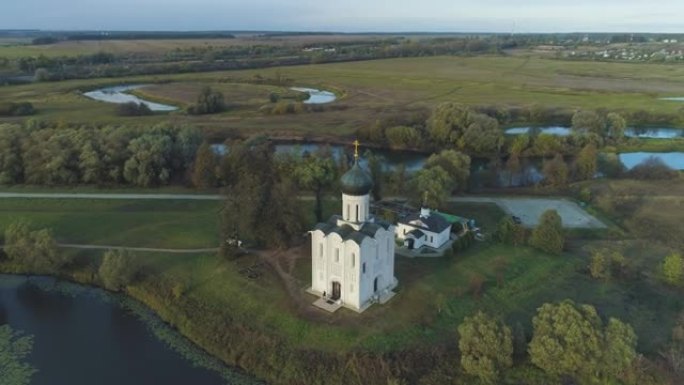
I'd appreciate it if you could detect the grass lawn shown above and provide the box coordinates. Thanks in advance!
[3,56,684,138]
[0,192,679,363]
[0,199,221,249]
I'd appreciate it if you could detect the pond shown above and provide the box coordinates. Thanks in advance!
[0,275,257,385]
[660,97,684,102]
[83,85,179,111]
[619,152,684,170]
[505,126,684,139]
[289,87,337,104]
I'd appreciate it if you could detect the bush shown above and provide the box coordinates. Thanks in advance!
[627,156,678,180]
[0,102,35,117]
[529,210,564,255]
[187,86,225,115]
[663,253,684,287]
[495,217,527,246]
[116,102,152,116]
[99,249,140,291]
[4,221,67,272]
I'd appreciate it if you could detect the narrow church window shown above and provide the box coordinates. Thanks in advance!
[335,248,340,263]
[346,204,350,220]
[355,205,359,222]
[362,262,366,274]
[319,243,323,258]
[351,253,355,267]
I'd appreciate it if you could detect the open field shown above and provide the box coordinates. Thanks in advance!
[0,199,220,249]
[2,55,684,138]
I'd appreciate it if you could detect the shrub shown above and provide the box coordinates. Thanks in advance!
[495,217,527,246]
[628,157,678,180]
[99,249,140,291]
[0,102,36,117]
[4,221,66,272]
[529,210,564,255]
[458,311,513,384]
[663,253,684,286]
[116,102,152,116]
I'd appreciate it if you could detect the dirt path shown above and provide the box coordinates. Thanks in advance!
[59,244,219,254]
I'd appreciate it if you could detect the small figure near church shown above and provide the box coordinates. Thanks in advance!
[309,140,397,313]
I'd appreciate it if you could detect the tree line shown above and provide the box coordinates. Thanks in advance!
[0,122,201,186]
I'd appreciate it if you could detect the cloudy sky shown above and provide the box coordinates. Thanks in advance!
[2,0,683,33]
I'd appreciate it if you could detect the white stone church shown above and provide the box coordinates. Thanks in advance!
[309,144,397,313]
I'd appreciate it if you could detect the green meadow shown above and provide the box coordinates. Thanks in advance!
[3,56,684,137]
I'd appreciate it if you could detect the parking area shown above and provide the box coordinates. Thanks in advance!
[450,197,606,229]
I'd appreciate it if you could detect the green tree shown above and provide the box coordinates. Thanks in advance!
[529,209,564,255]
[0,124,24,184]
[293,153,336,222]
[530,300,637,383]
[542,153,568,187]
[424,150,471,192]
[589,250,611,280]
[603,318,638,379]
[385,125,422,148]
[457,114,504,155]
[495,216,527,246]
[572,110,606,135]
[192,141,219,188]
[607,112,627,140]
[187,86,225,115]
[365,150,385,201]
[33,67,50,82]
[575,143,598,181]
[99,249,139,291]
[663,253,684,286]
[532,134,563,158]
[410,166,453,208]
[123,133,173,187]
[427,103,471,145]
[0,325,36,385]
[4,222,65,272]
[457,311,513,384]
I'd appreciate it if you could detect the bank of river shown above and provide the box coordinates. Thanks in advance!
[212,141,684,188]
[505,126,684,139]
[83,85,179,111]
[0,274,258,385]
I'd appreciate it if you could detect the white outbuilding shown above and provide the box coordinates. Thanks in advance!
[395,206,452,250]
[309,143,397,313]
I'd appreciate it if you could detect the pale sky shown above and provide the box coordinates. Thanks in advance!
[2,0,683,33]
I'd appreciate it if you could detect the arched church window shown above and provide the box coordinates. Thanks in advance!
[355,205,359,222]
[351,253,355,267]
[362,262,366,274]
[319,243,323,258]
[335,248,340,263]
[346,204,350,220]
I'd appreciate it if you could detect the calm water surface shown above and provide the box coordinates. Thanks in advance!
[83,85,178,111]
[0,275,254,385]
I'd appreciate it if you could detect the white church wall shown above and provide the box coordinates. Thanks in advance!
[342,193,370,223]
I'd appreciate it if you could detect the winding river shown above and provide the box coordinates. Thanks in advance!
[0,275,257,385]
[83,85,179,111]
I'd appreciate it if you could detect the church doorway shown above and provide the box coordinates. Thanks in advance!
[373,277,379,293]
[331,281,341,300]
[406,239,414,250]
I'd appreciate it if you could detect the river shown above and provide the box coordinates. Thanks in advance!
[0,275,257,385]
[83,85,179,111]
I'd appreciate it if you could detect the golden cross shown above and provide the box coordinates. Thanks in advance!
[353,139,360,160]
